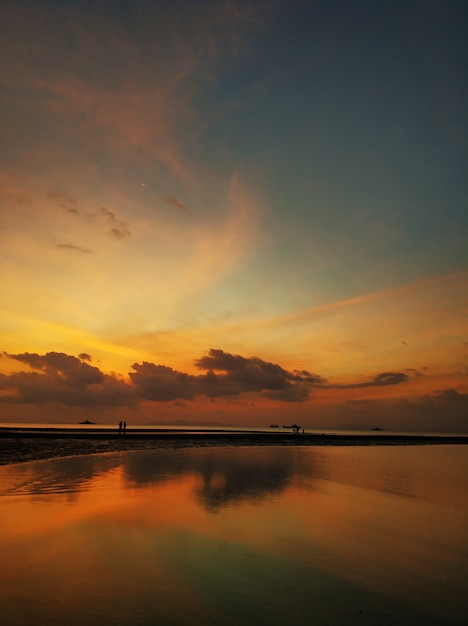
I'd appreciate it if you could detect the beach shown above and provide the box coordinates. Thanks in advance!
[1,426,467,466]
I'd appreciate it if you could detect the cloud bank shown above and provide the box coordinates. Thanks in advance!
[0,352,134,407]
[1,348,416,408]
[129,349,325,403]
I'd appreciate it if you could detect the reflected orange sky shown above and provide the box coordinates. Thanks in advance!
[1,446,467,625]
[0,446,468,624]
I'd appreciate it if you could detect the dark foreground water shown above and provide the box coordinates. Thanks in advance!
[0,445,467,625]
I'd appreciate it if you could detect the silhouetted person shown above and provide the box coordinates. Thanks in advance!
[123,421,127,435]
[118,420,123,435]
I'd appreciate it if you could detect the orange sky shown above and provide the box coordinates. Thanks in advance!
[1,1,467,430]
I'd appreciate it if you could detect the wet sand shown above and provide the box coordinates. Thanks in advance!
[1,428,467,466]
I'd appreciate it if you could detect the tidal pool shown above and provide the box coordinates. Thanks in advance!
[0,445,467,625]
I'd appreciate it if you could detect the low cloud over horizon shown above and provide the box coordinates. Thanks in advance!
[0,348,452,405]
[1,349,466,431]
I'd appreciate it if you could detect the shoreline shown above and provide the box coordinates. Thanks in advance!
[1,430,467,466]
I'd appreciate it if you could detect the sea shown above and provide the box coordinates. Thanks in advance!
[0,441,467,625]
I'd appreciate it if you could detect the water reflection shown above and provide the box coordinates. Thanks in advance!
[0,447,315,510]
[0,453,121,498]
[0,445,467,626]
[123,447,315,511]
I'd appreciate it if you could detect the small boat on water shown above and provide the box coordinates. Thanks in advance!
[79,419,96,425]
[283,424,302,432]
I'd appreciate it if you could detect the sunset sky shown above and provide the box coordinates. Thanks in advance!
[1,0,466,430]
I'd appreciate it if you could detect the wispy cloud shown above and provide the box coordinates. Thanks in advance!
[264,272,468,330]
[1,2,269,183]
[326,371,411,389]
[47,191,78,213]
[99,207,131,239]
[164,196,191,215]
[56,243,92,254]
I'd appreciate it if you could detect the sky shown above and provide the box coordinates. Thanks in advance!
[0,0,467,430]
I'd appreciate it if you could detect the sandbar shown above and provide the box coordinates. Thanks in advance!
[0,427,467,466]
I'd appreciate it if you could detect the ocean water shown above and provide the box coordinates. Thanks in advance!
[0,445,467,625]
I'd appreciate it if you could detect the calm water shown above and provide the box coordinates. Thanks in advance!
[0,445,467,625]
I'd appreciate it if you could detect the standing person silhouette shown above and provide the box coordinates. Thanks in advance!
[123,421,127,435]
[118,420,123,435]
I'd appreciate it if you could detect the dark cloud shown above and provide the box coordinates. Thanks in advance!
[372,372,409,386]
[0,349,434,411]
[99,206,131,239]
[129,363,194,401]
[56,243,92,253]
[7,351,104,384]
[2,349,322,407]
[164,196,190,215]
[48,195,130,239]
[263,385,311,403]
[406,388,468,430]
[47,191,78,213]
[129,349,325,403]
[195,349,325,401]
[342,387,468,432]
[0,352,135,407]
[109,226,130,239]
[426,388,468,404]
[326,371,411,389]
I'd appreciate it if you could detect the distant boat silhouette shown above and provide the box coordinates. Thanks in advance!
[283,424,301,432]
[269,424,279,428]
[79,419,96,425]
[372,426,382,431]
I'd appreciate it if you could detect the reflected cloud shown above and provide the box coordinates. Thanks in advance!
[0,447,317,512]
[123,447,316,512]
